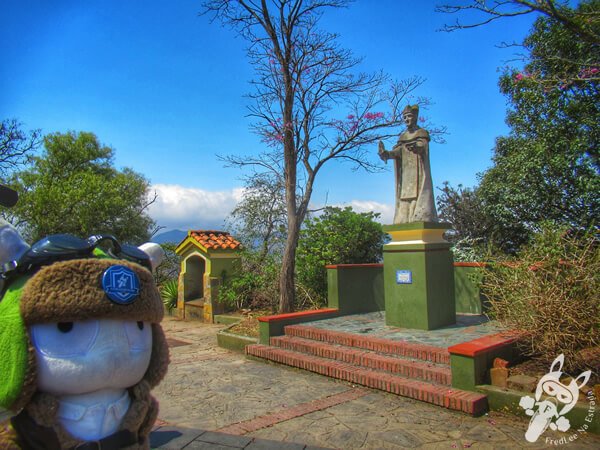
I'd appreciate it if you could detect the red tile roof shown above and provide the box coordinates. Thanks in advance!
[189,230,242,250]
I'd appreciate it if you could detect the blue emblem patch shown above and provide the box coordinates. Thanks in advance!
[102,265,140,304]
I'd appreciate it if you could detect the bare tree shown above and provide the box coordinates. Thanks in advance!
[227,173,287,262]
[0,119,41,181]
[203,0,438,312]
[436,0,599,45]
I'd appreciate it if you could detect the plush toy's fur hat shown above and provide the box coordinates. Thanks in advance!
[0,255,169,413]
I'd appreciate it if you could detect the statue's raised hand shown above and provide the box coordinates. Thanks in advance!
[378,141,388,162]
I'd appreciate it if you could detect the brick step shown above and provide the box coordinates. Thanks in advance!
[271,335,451,385]
[284,325,450,364]
[246,344,487,416]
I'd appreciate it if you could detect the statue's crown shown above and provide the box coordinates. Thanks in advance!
[402,104,419,115]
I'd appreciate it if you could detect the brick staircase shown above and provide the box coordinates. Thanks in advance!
[246,324,488,416]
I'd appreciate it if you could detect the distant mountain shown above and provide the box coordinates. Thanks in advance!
[151,229,188,244]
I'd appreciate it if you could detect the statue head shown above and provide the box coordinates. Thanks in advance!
[402,104,419,127]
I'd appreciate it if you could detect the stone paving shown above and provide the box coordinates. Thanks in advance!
[152,317,600,449]
[303,312,502,348]
[150,427,328,449]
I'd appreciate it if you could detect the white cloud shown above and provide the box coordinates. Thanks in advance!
[349,201,394,223]
[333,200,394,224]
[148,184,395,233]
[148,184,244,231]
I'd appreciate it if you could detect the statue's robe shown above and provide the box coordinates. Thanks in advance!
[392,127,437,224]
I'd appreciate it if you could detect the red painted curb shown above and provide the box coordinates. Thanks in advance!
[453,262,487,267]
[448,332,518,357]
[257,308,338,323]
[325,263,384,269]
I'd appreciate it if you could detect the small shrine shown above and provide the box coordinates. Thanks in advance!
[174,230,241,322]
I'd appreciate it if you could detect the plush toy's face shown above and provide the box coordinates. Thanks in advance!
[31,318,152,396]
[0,230,169,444]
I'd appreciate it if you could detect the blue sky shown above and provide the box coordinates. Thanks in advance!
[1,1,536,231]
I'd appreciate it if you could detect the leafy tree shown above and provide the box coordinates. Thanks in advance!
[440,1,599,253]
[203,0,440,312]
[437,1,600,91]
[437,182,529,255]
[480,4,599,231]
[8,131,157,243]
[296,207,385,303]
[154,242,181,286]
[0,119,41,181]
[227,173,287,262]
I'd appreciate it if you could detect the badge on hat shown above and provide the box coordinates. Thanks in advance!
[102,265,140,304]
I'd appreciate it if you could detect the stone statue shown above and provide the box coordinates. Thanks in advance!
[378,105,438,224]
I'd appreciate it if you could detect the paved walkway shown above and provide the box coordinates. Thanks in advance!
[152,317,600,449]
[303,311,502,347]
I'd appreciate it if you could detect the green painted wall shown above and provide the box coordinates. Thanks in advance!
[479,385,599,435]
[326,263,486,320]
[383,243,456,330]
[217,331,257,352]
[209,255,240,278]
[454,266,485,314]
[450,354,488,391]
[450,342,520,391]
[327,265,384,314]
[214,315,243,325]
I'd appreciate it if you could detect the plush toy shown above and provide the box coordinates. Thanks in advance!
[0,224,169,449]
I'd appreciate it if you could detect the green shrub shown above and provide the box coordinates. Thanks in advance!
[296,207,385,305]
[450,236,488,262]
[218,250,280,312]
[481,224,599,371]
[160,279,179,312]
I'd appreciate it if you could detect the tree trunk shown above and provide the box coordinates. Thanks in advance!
[279,53,297,312]
[279,218,299,313]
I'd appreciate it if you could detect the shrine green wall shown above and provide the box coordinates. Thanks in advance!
[326,263,485,318]
[454,264,486,315]
[327,264,384,314]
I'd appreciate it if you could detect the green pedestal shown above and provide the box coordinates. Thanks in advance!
[383,222,456,330]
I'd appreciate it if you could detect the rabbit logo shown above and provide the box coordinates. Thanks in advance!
[519,354,591,443]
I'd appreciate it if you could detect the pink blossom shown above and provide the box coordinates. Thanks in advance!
[514,72,532,82]
[579,66,599,79]
[347,114,355,120]
[262,131,284,147]
[364,111,384,120]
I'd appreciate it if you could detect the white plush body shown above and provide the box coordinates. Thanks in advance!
[30,319,152,440]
